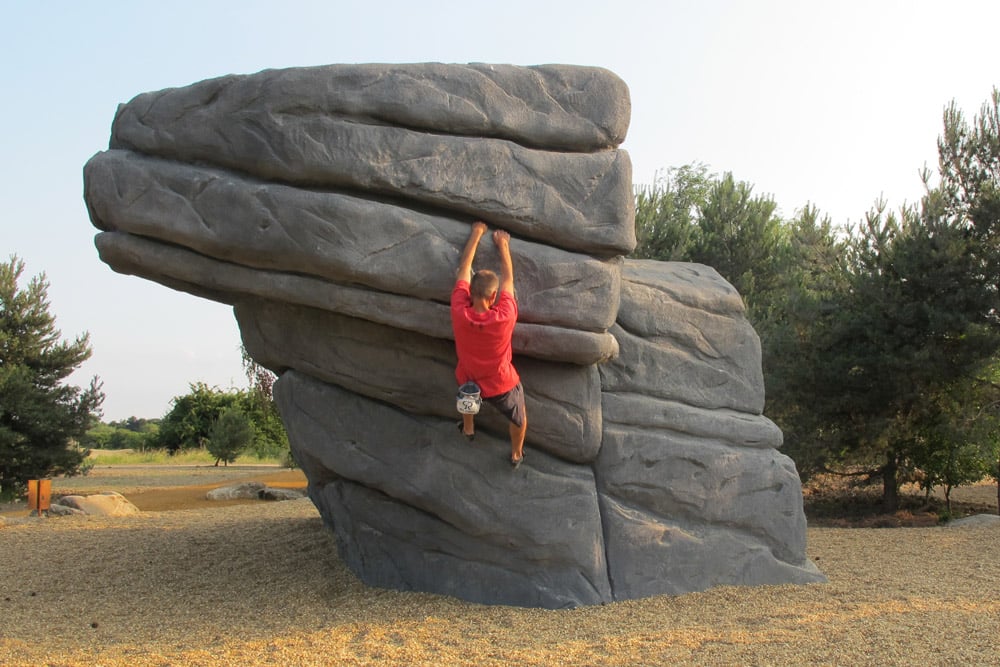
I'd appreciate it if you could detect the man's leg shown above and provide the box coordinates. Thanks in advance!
[509,413,527,463]
[483,383,527,464]
[461,413,475,438]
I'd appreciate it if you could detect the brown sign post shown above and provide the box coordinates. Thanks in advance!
[27,479,52,516]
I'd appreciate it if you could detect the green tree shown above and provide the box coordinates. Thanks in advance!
[634,166,793,323]
[633,167,841,476]
[82,417,160,451]
[157,378,287,459]
[207,407,255,466]
[908,380,994,517]
[688,172,789,319]
[634,88,1000,511]
[0,256,104,497]
[942,354,1000,516]
[924,88,1000,511]
[756,205,849,477]
[81,421,116,449]
[936,87,1000,275]
[793,109,1000,508]
[157,382,241,452]
[753,90,1000,510]
[241,395,289,459]
[240,346,289,459]
[633,164,713,261]
[110,416,158,434]
[107,428,151,451]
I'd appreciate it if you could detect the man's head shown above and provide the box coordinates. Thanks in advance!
[470,270,499,304]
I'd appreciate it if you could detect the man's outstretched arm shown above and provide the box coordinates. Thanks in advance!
[456,221,488,284]
[494,229,515,296]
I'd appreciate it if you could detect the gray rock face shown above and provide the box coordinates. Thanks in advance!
[599,495,823,598]
[278,371,611,608]
[602,260,766,413]
[236,300,604,463]
[111,63,630,152]
[85,150,623,332]
[106,64,634,257]
[94,232,619,366]
[83,62,823,609]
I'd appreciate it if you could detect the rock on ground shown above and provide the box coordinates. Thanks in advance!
[56,492,141,517]
[206,482,307,501]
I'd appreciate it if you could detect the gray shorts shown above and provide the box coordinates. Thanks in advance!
[484,382,526,428]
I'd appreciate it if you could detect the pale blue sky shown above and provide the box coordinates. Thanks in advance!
[3,0,999,420]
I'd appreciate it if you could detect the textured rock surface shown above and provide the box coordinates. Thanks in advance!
[206,482,267,500]
[46,503,86,516]
[947,514,1000,528]
[206,481,307,501]
[110,63,630,152]
[236,300,604,463]
[85,150,624,332]
[602,260,766,413]
[278,371,611,607]
[83,62,823,608]
[106,64,635,257]
[57,492,141,517]
[94,232,619,366]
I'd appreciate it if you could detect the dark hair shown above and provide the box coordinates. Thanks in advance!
[470,270,499,300]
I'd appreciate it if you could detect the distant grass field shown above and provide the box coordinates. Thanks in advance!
[85,447,286,467]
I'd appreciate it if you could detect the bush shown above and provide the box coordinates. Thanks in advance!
[207,408,255,466]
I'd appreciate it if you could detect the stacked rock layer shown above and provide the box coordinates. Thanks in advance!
[84,63,824,608]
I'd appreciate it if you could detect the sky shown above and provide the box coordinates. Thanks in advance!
[3,0,999,421]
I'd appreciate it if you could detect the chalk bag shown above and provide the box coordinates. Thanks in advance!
[456,381,482,415]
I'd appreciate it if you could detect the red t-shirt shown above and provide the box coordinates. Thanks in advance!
[450,279,520,398]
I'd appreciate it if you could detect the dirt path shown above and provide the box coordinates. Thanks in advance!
[2,498,998,666]
[0,466,307,516]
[1,466,998,665]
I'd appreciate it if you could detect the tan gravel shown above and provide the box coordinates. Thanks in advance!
[2,495,998,667]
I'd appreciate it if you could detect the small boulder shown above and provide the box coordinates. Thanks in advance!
[206,481,305,501]
[947,513,1000,527]
[48,503,86,516]
[259,487,306,501]
[206,481,266,500]
[58,492,140,517]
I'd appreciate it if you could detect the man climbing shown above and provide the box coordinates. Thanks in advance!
[451,220,527,468]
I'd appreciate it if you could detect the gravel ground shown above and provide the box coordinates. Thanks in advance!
[2,493,998,666]
[0,500,1000,666]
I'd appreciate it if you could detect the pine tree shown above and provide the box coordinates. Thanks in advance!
[207,408,255,466]
[0,256,104,497]
[787,89,1000,508]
